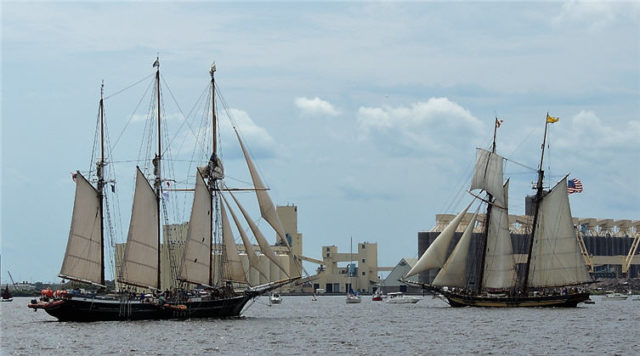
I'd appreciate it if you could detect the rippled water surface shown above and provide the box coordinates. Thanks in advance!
[1,295,638,355]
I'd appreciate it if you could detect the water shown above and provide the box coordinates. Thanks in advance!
[1,295,638,355]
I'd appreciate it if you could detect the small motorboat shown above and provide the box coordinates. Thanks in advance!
[372,290,384,301]
[385,292,421,304]
[269,293,282,304]
[604,292,628,301]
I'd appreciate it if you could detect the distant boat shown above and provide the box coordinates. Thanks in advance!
[372,289,384,302]
[27,59,300,321]
[346,237,361,304]
[604,292,628,301]
[402,115,592,308]
[1,285,12,302]
[385,292,420,304]
[269,293,282,304]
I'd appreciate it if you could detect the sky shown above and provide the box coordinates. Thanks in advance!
[2,1,639,283]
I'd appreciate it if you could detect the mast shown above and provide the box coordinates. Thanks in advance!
[522,115,549,292]
[476,118,499,293]
[98,81,106,286]
[208,63,216,286]
[153,57,162,290]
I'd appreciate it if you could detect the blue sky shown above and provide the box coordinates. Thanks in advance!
[2,1,639,283]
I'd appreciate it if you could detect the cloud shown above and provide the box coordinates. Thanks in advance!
[219,108,277,160]
[357,97,484,156]
[295,97,340,117]
[553,1,640,31]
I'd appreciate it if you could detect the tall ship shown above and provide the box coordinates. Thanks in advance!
[403,115,592,307]
[29,59,299,321]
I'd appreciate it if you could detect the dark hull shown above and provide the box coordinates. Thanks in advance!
[34,293,256,322]
[441,291,590,308]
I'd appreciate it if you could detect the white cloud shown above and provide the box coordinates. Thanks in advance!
[554,1,640,31]
[357,97,484,156]
[295,97,340,117]
[219,108,277,159]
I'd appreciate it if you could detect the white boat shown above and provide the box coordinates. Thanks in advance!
[385,292,421,304]
[345,236,362,304]
[269,293,282,304]
[604,292,628,301]
[346,293,361,304]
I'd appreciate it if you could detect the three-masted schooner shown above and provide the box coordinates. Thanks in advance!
[28,59,300,321]
[402,115,592,307]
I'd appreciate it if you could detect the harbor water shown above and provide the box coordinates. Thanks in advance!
[1,295,638,355]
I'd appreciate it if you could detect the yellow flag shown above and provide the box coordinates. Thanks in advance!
[546,113,559,123]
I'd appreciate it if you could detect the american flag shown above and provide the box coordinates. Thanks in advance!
[568,178,583,194]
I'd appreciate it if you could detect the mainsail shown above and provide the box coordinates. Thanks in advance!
[235,128,291,248]
[432,212,478,288]
[482,180,517,289]
[527,177,591,287]
[59,172,103,285]
[119,167,159,289]
[470,148,505,205]
[220,201,248,284]
[178,168,212,286]
[405,201,473,278]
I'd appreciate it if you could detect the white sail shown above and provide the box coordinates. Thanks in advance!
[405,201,473,279]
[482,180,517,289]
[220,201,248,284]
[234,128,291,248]
[178,168,212,286]
[221,194,269,280]
[227,190,290,278]
[528,177,592,287]
[470,148,505,205]
[432,212,478,288]
[59,172,103,285]
[119,167,159,289]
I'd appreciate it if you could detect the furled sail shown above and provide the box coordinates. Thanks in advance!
[482,180,517,289]
[527,177,592,287]
[59,172,103,285]
[178,168,212,286]
[221,195,268,281]
[405,201,473,279]
[119,167,159,289]
[220,201,248,284]
[432,212,478,288]
[470,148,505,205]
[227,189,290,278]
[235,128,290,248]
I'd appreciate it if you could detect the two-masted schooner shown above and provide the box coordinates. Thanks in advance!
[402,115,592,307]
[28,59,300,321]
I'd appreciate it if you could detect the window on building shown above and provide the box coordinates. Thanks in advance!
[326,253,330,257]
[362,258,366,263]
[362,244,365,249]
[326,247,330,252]
[362,271,366,276]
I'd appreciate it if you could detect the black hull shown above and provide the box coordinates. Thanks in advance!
[441,291,590,308]
[37,293,256,322]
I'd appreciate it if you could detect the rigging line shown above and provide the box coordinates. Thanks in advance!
[104,73,154,100]
[503,157,537,172]
[111,77,155,154]
[160,76,207,156]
